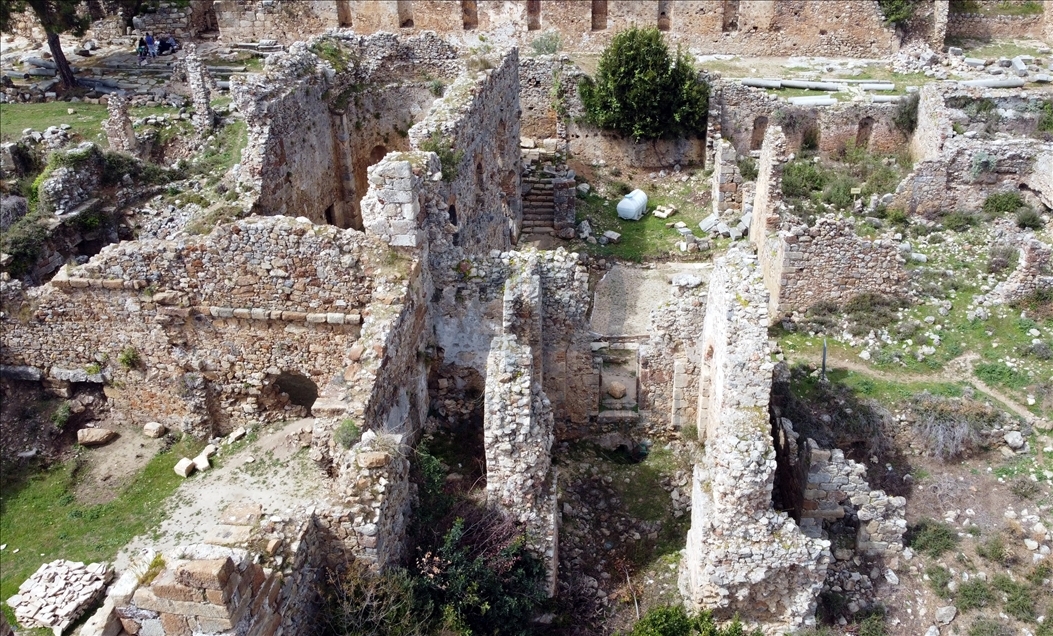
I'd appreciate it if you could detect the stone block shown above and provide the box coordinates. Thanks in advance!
[175,558,234,591]
[143,422,166,438]
[78,428,117,446]
[174,457,195,477]
[357,451,391,469]
[150,569,203,603]
[132,587,230,619]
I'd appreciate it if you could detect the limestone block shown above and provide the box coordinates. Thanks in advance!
[358,451,391,469]
[143,422,167,438]
[607,382,626,399]
[78,428,117,446]
[175,558,234,591]
[174,457,195,477]
[192,452,211,472]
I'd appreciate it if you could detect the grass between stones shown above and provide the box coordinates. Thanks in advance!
[0,103,183,145]
[0,436,203,627]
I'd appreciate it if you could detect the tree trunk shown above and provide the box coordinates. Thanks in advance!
[46,30,77,90]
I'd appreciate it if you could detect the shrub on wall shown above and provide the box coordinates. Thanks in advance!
[578,27,709,140]
[877,0,916,26]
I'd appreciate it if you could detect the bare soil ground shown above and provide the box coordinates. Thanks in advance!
[590,262,711,336]
[114,417,331,570]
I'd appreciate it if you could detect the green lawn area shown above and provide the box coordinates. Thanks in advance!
[570,180,713,262]
[0,102,183,145]
[0,436,202,627]
[952,39,1050,59]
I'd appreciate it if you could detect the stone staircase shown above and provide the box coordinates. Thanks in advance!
[521,175,556,235]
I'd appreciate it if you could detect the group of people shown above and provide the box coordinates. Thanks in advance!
[136,32,179,64]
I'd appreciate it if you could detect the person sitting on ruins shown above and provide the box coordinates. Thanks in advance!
[158,35,178,55]
[137,37,148,65]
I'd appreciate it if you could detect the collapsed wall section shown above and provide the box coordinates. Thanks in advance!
[680,248,829,633]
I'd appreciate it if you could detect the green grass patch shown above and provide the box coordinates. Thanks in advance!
[189,120,247,184]
[957,578,996,612]
[975,362,1031,390]
[0,103,182,146]
[0,436,204,618]
[907,518,960,557]
[926,564,953,597]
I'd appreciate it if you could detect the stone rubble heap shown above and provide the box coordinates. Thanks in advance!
[6,560,112,633]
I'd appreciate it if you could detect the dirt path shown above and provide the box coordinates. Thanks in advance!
[114,417,331,569]
[590,262,711,336]
[801,350,1048,427]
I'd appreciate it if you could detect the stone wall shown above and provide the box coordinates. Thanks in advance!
[205,1,902,58]
[799,439,906,559]
[986,238,1053,305]
[232,32,461,228]
[712,138,743,215]
[131,1,212,38]
[679,248,829,634]
[947,9,1047,40]
[0,216,411,438]
[718,82,909,160]
[750,126,908,319]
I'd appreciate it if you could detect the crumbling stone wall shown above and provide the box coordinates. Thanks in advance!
[718,82,908,160]
[103,93,139,156]
[680,248,829,633]
[131,0,209,38]
[214,0,340,44]
[0,216,406,437]
[987,238,1053,305]
[799,439,906,559]
[751,126,908,319]
[232,32,460,228]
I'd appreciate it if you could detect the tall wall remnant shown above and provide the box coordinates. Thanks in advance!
[680,248,830,633]
[184,44,215,135]
[102,93,139,156]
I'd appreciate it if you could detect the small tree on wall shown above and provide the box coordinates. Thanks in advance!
[578,26,709,141]
[877,0,916,27]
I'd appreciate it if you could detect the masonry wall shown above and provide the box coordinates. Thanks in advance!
[947,8,1047,40]
[718,82,908,160]
[0,217,408,438]
[679,248,829,634]
[204,1,902,57]
[750,126,908,319]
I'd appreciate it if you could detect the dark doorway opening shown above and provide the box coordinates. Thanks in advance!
[527,0,541,30]
[337,0,353,27]
[398,0,414,28]
[462,0,478,29]
[657,0,671,31]
[722,0,740,32]
[856,117,875,149]
[273,372,319,412]
[750,115,769,151]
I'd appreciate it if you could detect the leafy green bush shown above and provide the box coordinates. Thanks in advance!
[324,560,425,636]
[1038,101,1053,133]
[334,419,361,450]
[415,517,546,636]
[941,210,978,232]
[629,605,762,636]
[993,574,1034,621]
[822,174,858,210]
[957,579,995,611]
[737,157,758,181]
[877,0,916,25]
[926,564,952,597]
[983,191,1025,216]
[1017,207,1043,230]
[428,79,445,97]
[418,130,464,182]
[529,31,561,56]
[970,152,997,180]
[885,208,909,226]
[0,210,49,277]
[782,160,827,198]
[907,518,959,557]
[858,612,887,636]
[118,347,141,370]
[579,27,709,140]
[51,402,72,429]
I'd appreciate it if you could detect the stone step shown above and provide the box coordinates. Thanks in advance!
[597,410,640,425]
[312,398,348,417]
[522,220,554,228]
[522,226,556,235]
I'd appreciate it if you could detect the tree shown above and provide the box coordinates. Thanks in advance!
[0,0,90,89]
[579,26,709,141]
[877,0,915,27]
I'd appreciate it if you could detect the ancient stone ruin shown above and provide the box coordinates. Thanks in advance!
[2,1,1053,635]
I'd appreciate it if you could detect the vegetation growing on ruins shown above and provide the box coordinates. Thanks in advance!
[893,92,919,135]
[418,129,464,182]
[0,435,204,620]
[628,605,762,636]
[530,31,562,56]
[876,0,916,26]
[334,418,362,449]
[579,27,709,140]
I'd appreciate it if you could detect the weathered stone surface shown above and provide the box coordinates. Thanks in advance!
[78,428,117,446]
[175,559,234,591]
[7,560,110,633]
[935,605,957,625]
[174,458,195,478]
[143,422,167,438]
[607,381,626,399]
